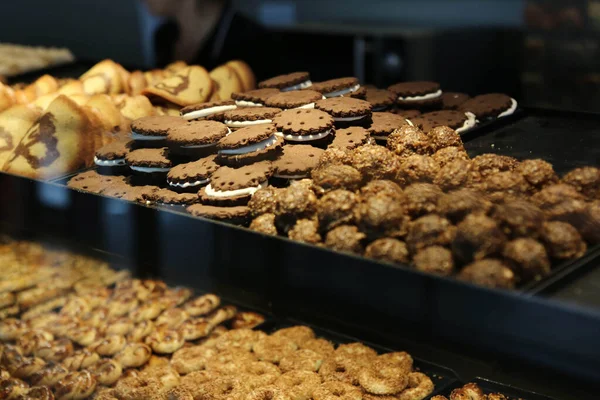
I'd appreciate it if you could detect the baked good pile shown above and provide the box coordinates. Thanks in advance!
[64,71,599,289]
[432,382,509,400]
[0,239,433,400]
[0,58,254,179]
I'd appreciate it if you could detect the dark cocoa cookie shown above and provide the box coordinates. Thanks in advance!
[311,77,361,98]
[365,88,396,111]
[387,81,442,109]
[411,110,476,134]
[311,164,363,193]
[315,97,372,127]
[390,108,422,119]
[126,147,172,173]
[67,171,126,194]
[131,115,187,141]
[231,88,281,107]
[275,181,318,229]
[223,107,282,129]
[180,100,237,121]
[94,140,132,168]
[199,161,273,206]
[364,238,409,265]
[273,145,324,179]
[441,92,470,110]
[144,188,199,206]
[216,123,283,166]
[288,219,322,245]
[102,184,160,203]
[167,155,220,191]
[167,120,229,157]
[348,86,367,100]
[264,90,324,110]
[258,72,312,91]
[329,127,371,150]
[187,204,251,225]
[349,145,401,182]
[367,112,411,140]
[317,190,358,231]
[324,225,366,254]
[459,93,517,119]
[273,109,334,143]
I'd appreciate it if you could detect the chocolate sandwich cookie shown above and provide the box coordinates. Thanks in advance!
[441,92,470,110]
[167,120,230,157]
[411,110,476,134]
[167,155,219,192]
[273,145,324,180]
[264,90,324,110]
[143,188,199,207]
[187,204,251,225]
[349,86,367,100]
[216,123,283,166]
[365,88,396,111]
[315,97,373,128]
[199,161,273,206]
[391,108,422,119]
[102,184,160,203]
[130,115,186,142]
[258,72,312,91]
[231,88,280,107]
[329,127,372,150]
[94,140,133,174]
[180,100,237,121]
[459,93,517,119]
[368,112,412,141]
[273,108,335,144]
[311,77,361,98]
[388,81,442,109]
[67,171,126,194]
[126,147,173,181]
[223,107,282,129]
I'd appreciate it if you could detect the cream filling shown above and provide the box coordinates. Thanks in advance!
[168,178,209,189]
[131,132,166,141]
[235,100,263,107]
[282,80,312,92]
[219,135,278,155]
[225,119,272,128]
[94,156,126,166]
[130,165,171,173]
[498,98,518,118]
[274,173,308,179]
[398,89,442,102]
[181,143,217,149]
[456,112,477,133]
[205,181,268,198]
[334,114,368,122]
[295,103,315,109]
[324,84,361,98]
[406,119,414,126]
[283,129,331,142]
[182,105,236,120]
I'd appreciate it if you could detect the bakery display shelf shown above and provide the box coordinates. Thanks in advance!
[257,319,459,398]
[5,61,92,85]
[459,107,525,143]
[438,378,556,400]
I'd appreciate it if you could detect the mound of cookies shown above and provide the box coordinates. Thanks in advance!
[432,382,509,400]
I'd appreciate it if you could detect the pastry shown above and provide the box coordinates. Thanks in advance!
[388,81,442,109]
[216,123,283,166]
[167,155,219,192]
[259,72,312,91]
[199,162,273,206]
[312,77,361,98]
[459,93,517,119]
[167,119,229,157]
[315,97,372,128]
[273,109,334,144]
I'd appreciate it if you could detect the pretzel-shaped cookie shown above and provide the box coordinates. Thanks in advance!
[34,339,74,363]
[183,294,220,317]
[89,335,127,357]
[88,359,123,386]
[61,349,100,371]
[29,363,70,387]
[54,370,97,400]
[232,311,265,329]
[114,343,152,369]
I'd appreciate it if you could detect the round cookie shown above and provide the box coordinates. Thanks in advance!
[264,90,324,110]
[126,147,173,175]
[391,108,422,119]
[329,127,372,150]
[273,145,324,179]
[130,115,187,141]
[94,140,132,174]
[315,97,372,128]
[67,171,126,194]
[217,123,283,166]
[411,110,476,134]
[180,100,237,121]
[441,92,470,110]
[199,162,274,206]
[388,81,442,109]
[258,72,312,91]
[367,112,411,141]
[223,107,282,129]
[187,204,251,225]
[143,188,200,206]
[102,183,160,203]
[348,86,367,100]
[311,77,361,98]
[167,155,220,192]
[231,88,280,107]
[167,120,230,157]
[273,108,335,143]
[365,88,396,111]
[226,60,256,92]
[459,93,517,119]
